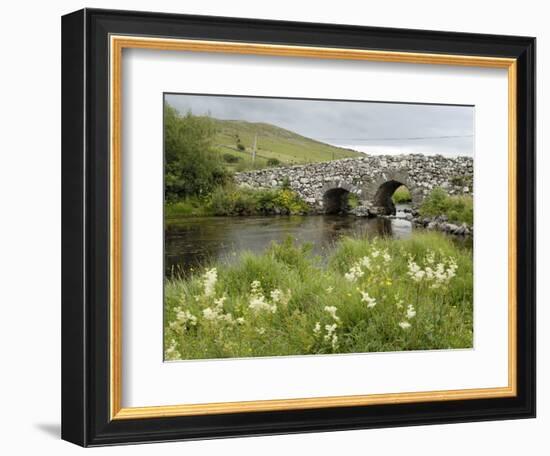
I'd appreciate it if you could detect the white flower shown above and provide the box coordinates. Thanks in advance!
[248,281,277,313]
[399,321,412,330]
[236,317,245,325]
[313,321,321,335]
[175,309,198,327]
[249,295,277,314]
[202,267,218,297]
[250,280,262,293]
[371,249,380,258]
[164,339,180,360]
[382,250,391,263]
[406,304,416,319]
[324,305,340,321]
[425,250,435,264]
[407,260,425,282]
[359,256,371,269]
[202,307,218,321]
[324,323,338,340]
[213,295,227,308]
[323,323,339,349]
[344,264,364,282]
[256,327,266,335]
[168,321,179,331]
[326,286,334,294]
[360,290,377,308]
[270,289,282,303]
[331,335,339,350]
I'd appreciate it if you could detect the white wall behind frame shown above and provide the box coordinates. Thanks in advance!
[0,1,545,455]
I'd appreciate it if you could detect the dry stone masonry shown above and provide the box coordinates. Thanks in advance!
[235,154,473,216]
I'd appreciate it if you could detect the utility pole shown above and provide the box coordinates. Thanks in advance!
[252,133,257,163]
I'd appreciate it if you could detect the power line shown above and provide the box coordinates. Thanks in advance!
[318,134,474,142]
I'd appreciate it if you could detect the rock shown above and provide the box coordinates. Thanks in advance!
[351,205,372,217]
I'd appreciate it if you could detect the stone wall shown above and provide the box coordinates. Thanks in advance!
[234,154,473,214]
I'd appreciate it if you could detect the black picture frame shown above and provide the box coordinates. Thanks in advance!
[62,8,536,447]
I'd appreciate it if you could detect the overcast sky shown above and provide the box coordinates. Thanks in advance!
[165,94,474,157]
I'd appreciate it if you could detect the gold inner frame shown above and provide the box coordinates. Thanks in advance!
[109,35,518,420]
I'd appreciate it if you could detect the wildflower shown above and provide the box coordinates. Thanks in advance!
[359,290,377,308]
[371,249,380,258]
[213,295,227,308]
[202,267,218,297]
[165,339,180,360]
[249,295,276,314]
[324,323,338,340]
[313,321,321,335]
[359,256,371,269]
[250,280,262,294]
[382,251,391,263]
[324,305,340,322]
[247,281,276,313]
[425,250,435,264]
[175,309,198,328]
[256,327,266,335]
[270,289,282,303]
[399,321,411,330]
[202,307,219,321]
[326,286,334,294]
[236,317,245,325]
[168,321,179,331]
[406,304,416,319]
[344,264,364,282]
[323,323,339,349]
[331,335,339,350]
[407,260,425,282]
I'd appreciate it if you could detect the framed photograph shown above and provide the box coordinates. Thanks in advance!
[61,8,535,446]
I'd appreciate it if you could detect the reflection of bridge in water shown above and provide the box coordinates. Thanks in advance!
[235,155,473,215]
[165,214,412,277]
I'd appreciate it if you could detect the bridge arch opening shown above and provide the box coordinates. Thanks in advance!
[373,180,410,215]
[323,188,352,214]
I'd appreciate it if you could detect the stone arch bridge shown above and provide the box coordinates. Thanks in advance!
[235,154,473,215]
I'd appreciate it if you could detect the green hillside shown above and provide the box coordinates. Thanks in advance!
[208,118,362,171]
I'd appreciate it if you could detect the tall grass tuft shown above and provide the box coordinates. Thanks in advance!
[419,188,473,225]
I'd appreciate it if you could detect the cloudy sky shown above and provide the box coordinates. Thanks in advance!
[165,94,474,157]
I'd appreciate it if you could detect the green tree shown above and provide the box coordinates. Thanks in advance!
[164,104,228,200]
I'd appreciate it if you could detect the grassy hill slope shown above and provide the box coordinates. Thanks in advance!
[209,118,362,171]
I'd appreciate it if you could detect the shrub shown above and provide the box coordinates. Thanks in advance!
[392,185,412,203]
[237,143,245,151]
[267,158,281,167]
[222,153,241,163]
[420,188,473,225]
[273,188,310,214]
[206,185,309,216]
[208,185,258,216]
[164,104,229,199]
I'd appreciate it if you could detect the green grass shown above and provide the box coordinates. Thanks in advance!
[165,197,213,217]
[419,188,473,225]
[164,233,473,360]
[392,185,412,204]
[166,184,310,219]
[209,118,362,171]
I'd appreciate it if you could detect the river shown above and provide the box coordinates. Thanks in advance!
[165,204,419,277]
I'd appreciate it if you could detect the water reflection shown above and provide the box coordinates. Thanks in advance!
[165,214,413,277]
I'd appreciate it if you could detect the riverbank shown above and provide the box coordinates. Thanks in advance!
[164,232,473,360]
